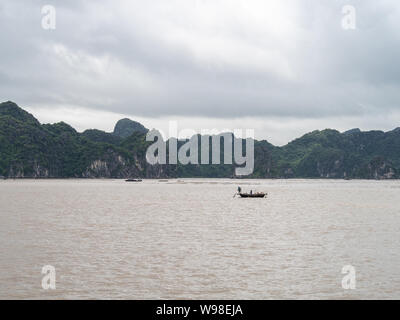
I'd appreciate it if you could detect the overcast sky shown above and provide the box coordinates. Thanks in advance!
[1,0,400,145]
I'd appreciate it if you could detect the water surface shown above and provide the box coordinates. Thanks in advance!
[0,179,399,299]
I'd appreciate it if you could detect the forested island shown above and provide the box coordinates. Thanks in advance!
[0,101,399,179]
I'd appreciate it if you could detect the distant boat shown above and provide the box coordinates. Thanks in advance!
[238,192,266,198]
[125,179,142,182]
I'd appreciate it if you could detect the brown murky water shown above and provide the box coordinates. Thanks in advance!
[0,179,400,299]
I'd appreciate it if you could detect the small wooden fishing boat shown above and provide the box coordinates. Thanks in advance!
[238,192,267,198]
[125,179,142,182]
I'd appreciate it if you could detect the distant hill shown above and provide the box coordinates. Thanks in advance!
[0,101,399,179]
[82,129,122,145]
[113,118,148,138]
[0,101,165,178]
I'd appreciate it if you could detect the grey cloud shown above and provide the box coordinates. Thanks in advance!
[0,0,400,124]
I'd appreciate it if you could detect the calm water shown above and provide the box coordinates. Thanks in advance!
[0,179,400,299]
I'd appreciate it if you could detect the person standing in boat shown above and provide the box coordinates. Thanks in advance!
[238,186,241,193]
[250,190,253,195]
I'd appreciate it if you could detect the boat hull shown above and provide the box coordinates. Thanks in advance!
[238,193,266,198]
